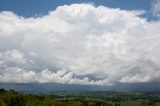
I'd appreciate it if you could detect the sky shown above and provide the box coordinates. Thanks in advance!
[0,0,153,17]
[0,0,160,87]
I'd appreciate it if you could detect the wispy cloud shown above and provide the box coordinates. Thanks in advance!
[151,0,160,17]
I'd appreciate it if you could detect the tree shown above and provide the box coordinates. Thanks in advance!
[0,100,7,106]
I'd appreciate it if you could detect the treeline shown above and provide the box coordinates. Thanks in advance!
[0,88,114,106]
[0,88,160,106]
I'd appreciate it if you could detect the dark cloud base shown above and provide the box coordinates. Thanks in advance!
[0,82,160,92]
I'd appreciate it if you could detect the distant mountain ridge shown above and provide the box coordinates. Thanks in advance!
[0,82,160,93]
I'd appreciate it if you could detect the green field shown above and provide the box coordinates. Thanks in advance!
[0,88,160,106]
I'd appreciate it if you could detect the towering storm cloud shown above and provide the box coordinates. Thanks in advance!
[0,4,160,85]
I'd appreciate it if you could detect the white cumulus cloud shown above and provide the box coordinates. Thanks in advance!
[0,4,160,85]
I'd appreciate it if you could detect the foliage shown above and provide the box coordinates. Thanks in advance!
[0,88,160,106]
